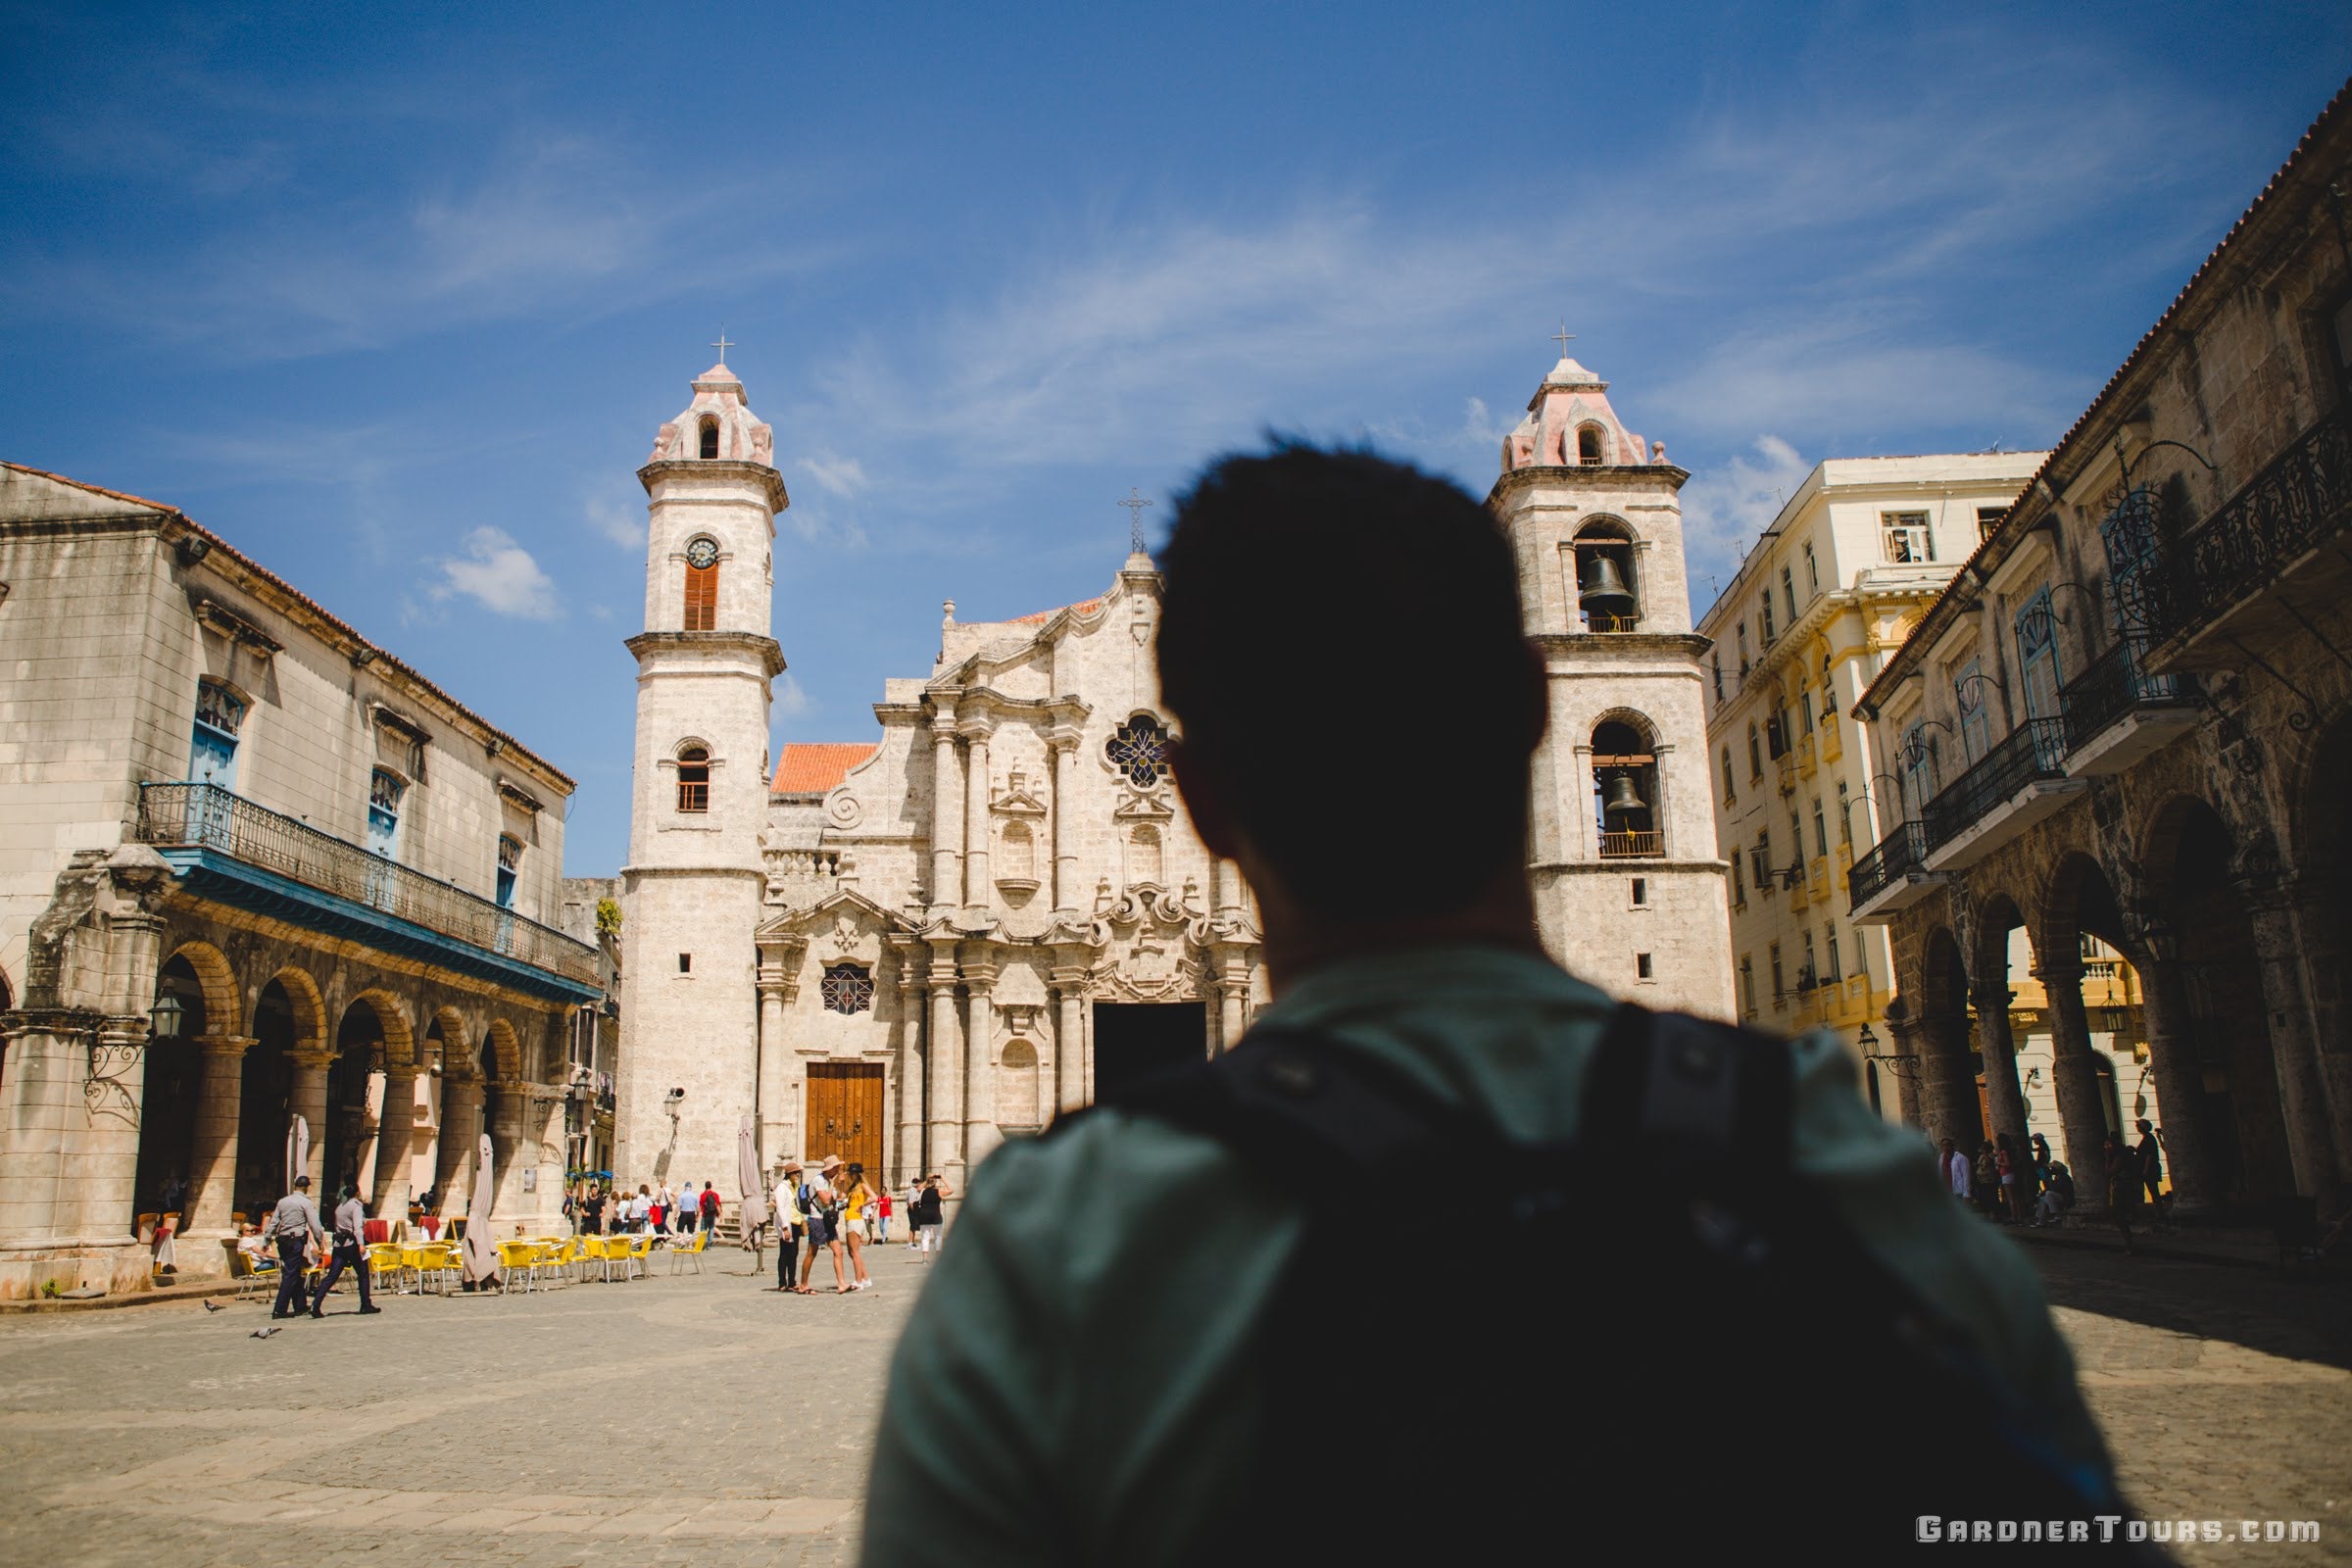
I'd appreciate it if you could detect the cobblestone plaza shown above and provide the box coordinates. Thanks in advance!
[0,1238,2343,1565]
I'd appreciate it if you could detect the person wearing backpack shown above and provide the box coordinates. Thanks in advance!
[859,442,2126,1566]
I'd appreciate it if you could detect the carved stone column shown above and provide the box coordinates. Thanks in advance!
[757,963,793,1168]
[1052,968,1089,1114]
[962,960,1000,1170]
[0,1019,87,1250]
[1050,728,1081,913]
[929,711,963,909]
[1972,984,2027,1157]
[961,716,994,910]
[2132,951,2219,1212]
[435,1075,483,1210]
[288,1048,334,1191]
[526,1085,566,1234]
[185,1034,255,1240]
[1215,954,1250,1054]
[489,1078,530,1223]
[894,951,924,1184]
[925,945,964,1188]
[2241,878,2342,1206]
[369,1062,417,1219]
[2033,962,2110,1212]
[1883,1000,1924,1129]
[75,1020,153,1261]
[1916,1004,1980,1152]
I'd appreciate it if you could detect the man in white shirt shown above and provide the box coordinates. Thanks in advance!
[309,1184,381,1317]
[1941,1137,1972,1200]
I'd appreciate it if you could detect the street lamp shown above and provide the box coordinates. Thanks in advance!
[149,990,185,1040]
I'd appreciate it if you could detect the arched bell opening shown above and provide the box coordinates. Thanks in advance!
[1571,521,1640,632]
[1592,718,1659,858]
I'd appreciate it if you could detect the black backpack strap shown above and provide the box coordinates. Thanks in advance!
[1581,1003,1793,1178]
[1053,1023,1473,1183]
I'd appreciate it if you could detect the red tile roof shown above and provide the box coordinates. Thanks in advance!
[770,742,877,795]
[0,461,576,793]
[1006,596,1103,626]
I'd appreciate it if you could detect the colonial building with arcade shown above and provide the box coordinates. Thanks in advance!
[613,353,1734,1198]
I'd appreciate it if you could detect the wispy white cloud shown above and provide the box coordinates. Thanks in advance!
[774,672,812,718]
[798,454,869,499]
[1680,436,1812,618]
[429,527,562,620]
[584,490,644,550]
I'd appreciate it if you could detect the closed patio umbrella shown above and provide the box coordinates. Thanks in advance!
[462,1132,497,1287]
[737,1114,769,1240]
[285,1113,310,1195]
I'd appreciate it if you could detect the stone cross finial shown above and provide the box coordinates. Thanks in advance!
[710,330,734,366]
[1553,323,1576,356]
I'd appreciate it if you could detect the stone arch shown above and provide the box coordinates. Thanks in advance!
[424,1004,471,1073]
[342,988,416,1065]
[1570,517,1641,628]
[1592,710,1663,856]
[1575,421,1609,465]
[164,940,241,1037]
[262,963,325,1053]
[999,1038,1042,1130]
[2038,851,2131,961]
[1920,925,1969,1022]
[483,1017,523,1082]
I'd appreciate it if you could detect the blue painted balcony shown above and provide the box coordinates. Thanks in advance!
[135,781,601,1004]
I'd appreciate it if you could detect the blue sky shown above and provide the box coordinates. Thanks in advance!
[5,4,2346,875]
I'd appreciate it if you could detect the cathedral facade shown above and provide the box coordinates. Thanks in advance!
[612,356,1733,1196]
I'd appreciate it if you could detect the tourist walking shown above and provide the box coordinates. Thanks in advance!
[839,1163,874,1290]
[2104,1133,2141,1255]
[2133,1119,2167,1225]
[265,1174,325,1321]
[700,1180,721,1235]
[773,1161,807,1292]
[875,1184,893,1244]
[907,1178,924,1249]
[1995,1133,2024,1224]
[581,1184,606,1235]
[909,1174,947,1261]
[309,1183,380,1317]
[649,1183,668,1235]
[808,1156,850,1293]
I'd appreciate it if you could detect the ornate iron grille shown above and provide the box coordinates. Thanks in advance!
[1105,713,1171,789]
[820,962,874,1015]
[134,782,599,986]
[2141,405,2352,645]
[1846,821,1926,913]
[2060,635,2188,753]
[1920,718,2069,853]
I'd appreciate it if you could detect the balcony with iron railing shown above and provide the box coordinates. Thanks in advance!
[1918,718,2085,873]
[136,781,602,1001]
[2061,635,2197,775]
[1847,821,1932,923]
[1579,612,1642,633]
[2134,403,2352,670]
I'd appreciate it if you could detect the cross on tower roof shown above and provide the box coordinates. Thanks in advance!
[710,329,734,366]
[1553,322,1577,357]
[1117,487,1153,554]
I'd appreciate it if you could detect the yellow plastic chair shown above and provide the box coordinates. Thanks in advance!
[365,1242,404,1295]
[668,1228,710,1276]
[578,1235,613,1283]
[623,1234,653,1281]
[494,1239,539,1295]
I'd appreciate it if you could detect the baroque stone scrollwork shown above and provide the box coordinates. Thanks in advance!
[1084,884,1210,1002]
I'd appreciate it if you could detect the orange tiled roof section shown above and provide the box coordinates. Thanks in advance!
[771,742,878,795]
[1006,596,1103,626]
[0,461,576,793]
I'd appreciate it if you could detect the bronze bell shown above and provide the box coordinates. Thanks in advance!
[1601,772,1648,818]
[1579,553,1637,619]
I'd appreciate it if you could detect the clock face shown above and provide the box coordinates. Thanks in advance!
[685,539,718,569]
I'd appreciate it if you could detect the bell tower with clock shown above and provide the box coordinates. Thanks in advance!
[615,352,789,1191]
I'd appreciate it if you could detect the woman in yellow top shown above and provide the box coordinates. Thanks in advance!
[836,1161,874,1291]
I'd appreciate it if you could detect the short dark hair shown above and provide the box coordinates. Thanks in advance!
[1157,441,1540,918]
[294,1174,311,1189]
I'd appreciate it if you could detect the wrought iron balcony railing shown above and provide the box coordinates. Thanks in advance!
[136,781,600,988]
[1598,829,1663,858]
[1921,719,2070,853]
[2061,636,2189,754]
[2135,405,2352,646]
[1580,612,1642,633]
[1848,821,1926,912]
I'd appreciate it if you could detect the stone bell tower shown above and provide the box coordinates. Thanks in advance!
[614,355,788,1190]
[1491,354,1735,1019]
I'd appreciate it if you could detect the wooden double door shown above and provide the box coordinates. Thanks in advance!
[805,1062,886,1182]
